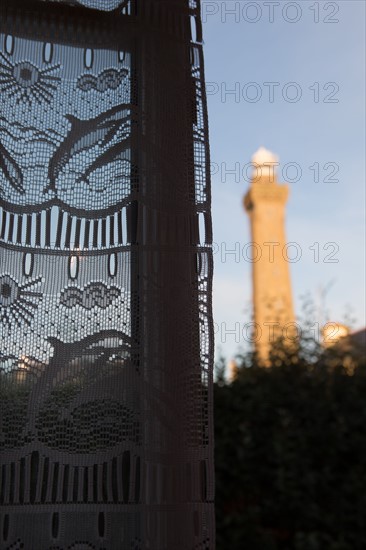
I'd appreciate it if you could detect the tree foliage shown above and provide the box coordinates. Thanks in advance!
[214,338,366,549]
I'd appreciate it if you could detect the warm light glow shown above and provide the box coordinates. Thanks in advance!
[16,355,30,382]
[322,323,350,348]
[227,359,238,382]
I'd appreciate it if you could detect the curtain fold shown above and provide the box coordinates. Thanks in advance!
[0,1,214,548]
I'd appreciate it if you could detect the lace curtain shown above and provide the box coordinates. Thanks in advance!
[0,0,214,548]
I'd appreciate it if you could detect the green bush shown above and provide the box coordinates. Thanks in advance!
[214,340,366,549]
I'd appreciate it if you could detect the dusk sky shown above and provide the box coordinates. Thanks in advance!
[201,1,366,360]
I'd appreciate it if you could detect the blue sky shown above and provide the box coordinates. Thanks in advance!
[201,1,366,360]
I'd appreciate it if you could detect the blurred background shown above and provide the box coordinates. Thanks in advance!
[202,2,366,548]
[202,0,365,362]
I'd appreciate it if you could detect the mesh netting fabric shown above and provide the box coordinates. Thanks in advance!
[37,0,130,11]
[0,0,214,548]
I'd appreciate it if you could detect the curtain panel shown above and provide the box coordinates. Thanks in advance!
[0,0,214,548]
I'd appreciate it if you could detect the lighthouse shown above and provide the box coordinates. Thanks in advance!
[244,147,295,363]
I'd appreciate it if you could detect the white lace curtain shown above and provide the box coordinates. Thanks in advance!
[0,0,214,548]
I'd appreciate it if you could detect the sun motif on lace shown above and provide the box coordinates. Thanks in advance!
[0,275,43,327]
[0,53,61,104]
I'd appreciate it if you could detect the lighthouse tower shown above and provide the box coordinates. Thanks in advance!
[244,147,295,362]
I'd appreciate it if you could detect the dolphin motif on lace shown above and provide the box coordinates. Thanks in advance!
[0,142,24,194]
[45,103,132,193]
